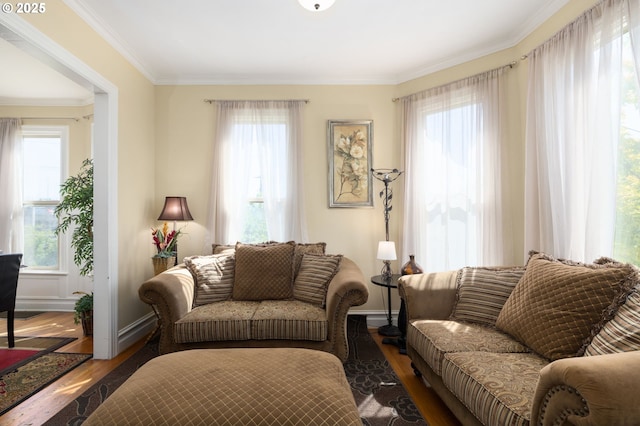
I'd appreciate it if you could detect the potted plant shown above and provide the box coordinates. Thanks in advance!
[151,222,181,275]
[54,158,94,336]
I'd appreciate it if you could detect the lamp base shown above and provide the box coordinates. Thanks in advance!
[377,324,402,337]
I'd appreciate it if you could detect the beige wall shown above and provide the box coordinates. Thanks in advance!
[22,2,157,328]
[12,0,601,327]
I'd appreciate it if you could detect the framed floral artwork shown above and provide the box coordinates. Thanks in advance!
[327,120,373,208]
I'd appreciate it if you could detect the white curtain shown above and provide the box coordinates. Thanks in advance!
[207,100,308,244]
[524,0,640,262]
[0,118,24,253]
[401,68,510,271]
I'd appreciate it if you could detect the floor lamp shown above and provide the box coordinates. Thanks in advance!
[157,196,194,265]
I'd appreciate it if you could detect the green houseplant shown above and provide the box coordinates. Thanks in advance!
[54,158,94,335]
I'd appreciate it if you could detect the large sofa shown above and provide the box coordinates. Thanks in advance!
[398,251,640,426]
[139,241,369,362]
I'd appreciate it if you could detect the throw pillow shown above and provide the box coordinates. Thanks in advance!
[232,241,295,301]
[293,242,327,276]
[293,253,343,306]
[495,251,638,361]
[212,243,235,255]
[450,266,525,326]
[184,253,235,306]
[584,287,640,355]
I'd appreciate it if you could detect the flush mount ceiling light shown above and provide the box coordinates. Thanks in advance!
[298,0,336,12]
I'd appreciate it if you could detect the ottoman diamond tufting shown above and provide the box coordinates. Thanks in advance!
[83,348,362,425]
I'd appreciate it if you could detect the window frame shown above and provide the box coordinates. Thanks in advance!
[21,125,69,274]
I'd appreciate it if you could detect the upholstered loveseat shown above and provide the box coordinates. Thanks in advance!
[139,241,369,362]
[398,251,640,426]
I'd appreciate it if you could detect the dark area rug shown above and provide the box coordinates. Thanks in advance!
[0,311,45,320]
[45,315,427,425]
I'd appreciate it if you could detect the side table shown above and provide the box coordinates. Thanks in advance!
[371,274,404,344]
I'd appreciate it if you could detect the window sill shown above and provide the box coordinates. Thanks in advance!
[20,269,68,276]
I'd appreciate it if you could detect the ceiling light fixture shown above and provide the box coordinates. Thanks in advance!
[298,0,335,12]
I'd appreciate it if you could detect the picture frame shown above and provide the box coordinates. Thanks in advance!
[327,120,373,208]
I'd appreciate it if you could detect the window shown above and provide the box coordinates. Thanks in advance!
[210,100,307,245]
[21,126,67,270]
[614,32,640,265]
[402,69,507,271]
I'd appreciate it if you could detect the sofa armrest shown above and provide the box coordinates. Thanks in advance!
[325,257,369,360]
[397,271,458,321]
[532,351,640,426]
[139,265,195,351]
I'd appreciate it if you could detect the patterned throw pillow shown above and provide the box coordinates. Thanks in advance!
[232,242,295,301]
[184,253,235,306]
[293,243,327,276]
[496,252,638,361]
[212,244,235,255]
[585,288,640,355]
[450,266,525,326]
[293,254,342,307]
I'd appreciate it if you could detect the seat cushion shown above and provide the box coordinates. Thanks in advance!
[407,319,529,375]
[252,300,327,341]
[441,352,549,426]
[174,301,260,343]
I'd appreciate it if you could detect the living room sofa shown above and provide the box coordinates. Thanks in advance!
[139,241,369,362]
[398,251,640,426]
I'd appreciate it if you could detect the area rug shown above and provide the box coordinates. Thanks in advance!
[44,315,427,425]
[0,311,46,320]
[0,337,91,416]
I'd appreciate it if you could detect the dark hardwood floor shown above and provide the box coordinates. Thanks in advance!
[0,312,459,425]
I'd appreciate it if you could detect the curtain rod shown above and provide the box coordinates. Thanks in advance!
[391,59,519,102]
[17,116,81,122]
[204,99,310,104]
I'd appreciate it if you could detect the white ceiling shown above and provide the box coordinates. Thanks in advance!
[1,0,570,104]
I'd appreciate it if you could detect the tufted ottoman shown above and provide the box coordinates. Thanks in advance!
[84,347,361,425]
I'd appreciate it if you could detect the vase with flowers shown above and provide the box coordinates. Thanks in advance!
[151,222,181,275]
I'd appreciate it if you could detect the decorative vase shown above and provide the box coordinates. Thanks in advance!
[80,310,93,336]
[401,255,423,275]
[152,256,176,276]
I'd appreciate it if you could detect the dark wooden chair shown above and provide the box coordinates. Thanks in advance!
[0,253,23,348]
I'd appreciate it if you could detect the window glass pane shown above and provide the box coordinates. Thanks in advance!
[614,32,640,266]
[23,136,61,201]
[241,202,268,243]
[23,205,59,269]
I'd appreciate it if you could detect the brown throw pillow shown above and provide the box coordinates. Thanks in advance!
[293,253,342,307]
[450,266,525,326]
[293,243,327,276]
[232,241,295,300]
[184,253,235,306]
[496,252,638,361]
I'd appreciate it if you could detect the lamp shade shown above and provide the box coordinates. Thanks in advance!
[157,197,194,221]
[377,241,397,261]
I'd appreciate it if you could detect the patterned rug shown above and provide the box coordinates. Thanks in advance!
[45,315,427,425]
[0,337,91,416]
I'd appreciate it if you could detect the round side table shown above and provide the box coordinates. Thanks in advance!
[370,274,402,338]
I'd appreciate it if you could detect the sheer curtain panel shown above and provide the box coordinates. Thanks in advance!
[400,68,510,272]
[524,0,640,262]
[207,101,308,245]
[0,118,23,253]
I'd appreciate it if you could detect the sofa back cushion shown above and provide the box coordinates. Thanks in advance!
[293,253,342,307]
[496,252,638,361]
[184,253,235,306]
[233,242,295,300]
[450,266,525,326]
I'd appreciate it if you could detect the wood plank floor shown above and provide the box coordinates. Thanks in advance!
[0,312,460,425]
